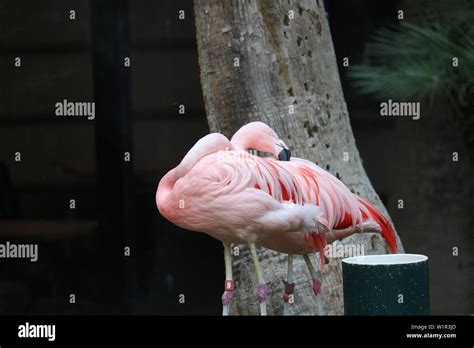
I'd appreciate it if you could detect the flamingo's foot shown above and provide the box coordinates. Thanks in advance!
[312,278,321,296]
[256,283,268,316]
[257,283,267,302]
[222,290,233,316]
[283,282,295,316]
[222,289,234,305]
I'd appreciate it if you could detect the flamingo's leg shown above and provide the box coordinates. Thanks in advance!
[283,253,295,316]
[249,243,267,316]
[222,242,234,316]
[303,254,321,296]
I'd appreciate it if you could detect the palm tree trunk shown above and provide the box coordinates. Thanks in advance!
[194,0,404,315]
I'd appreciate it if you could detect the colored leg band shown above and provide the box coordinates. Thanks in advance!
[283,282,295,303]
[224,279,234,291]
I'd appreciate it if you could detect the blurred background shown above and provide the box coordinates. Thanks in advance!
[0,0,472,315]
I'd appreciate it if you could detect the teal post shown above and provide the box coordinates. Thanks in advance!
[342,254,430,315]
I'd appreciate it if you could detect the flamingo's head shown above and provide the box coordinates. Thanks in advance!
[230,121,291,161]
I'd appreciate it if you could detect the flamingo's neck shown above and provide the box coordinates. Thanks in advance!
[230,134,249,151]
[231,131,276,155]
[156,133,233,220]
[156,168,179,211]
[155,156,194,218]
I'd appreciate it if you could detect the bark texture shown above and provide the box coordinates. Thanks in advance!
[194,0,404,315]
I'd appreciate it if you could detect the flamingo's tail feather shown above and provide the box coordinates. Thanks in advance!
[358,197,398,253]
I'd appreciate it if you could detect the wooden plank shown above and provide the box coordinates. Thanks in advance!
[0,220,97,239]
[0,0,196,46]
[0,108,206,123]
[0,40,195,56]
[0,50,202,117]
[0,0,91,46]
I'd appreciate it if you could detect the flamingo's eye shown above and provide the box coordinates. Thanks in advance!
[278,148,291,161]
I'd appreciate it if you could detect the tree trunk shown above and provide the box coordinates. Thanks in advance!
[194,0,404,315]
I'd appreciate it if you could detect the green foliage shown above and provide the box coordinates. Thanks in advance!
[349,1,474,109]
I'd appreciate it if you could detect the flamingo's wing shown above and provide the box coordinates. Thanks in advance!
[240,155,364,231]
[235,154,397,252]
[188,150,396,253]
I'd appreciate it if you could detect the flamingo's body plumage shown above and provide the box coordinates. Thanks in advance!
[156,124,397,254]
[156,121,397,315]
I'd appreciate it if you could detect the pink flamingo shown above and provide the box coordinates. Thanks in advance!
[156,122,397,315]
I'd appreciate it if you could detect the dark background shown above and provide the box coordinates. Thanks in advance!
[0,0,471,315]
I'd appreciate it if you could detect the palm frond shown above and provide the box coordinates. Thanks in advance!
[349,9,474,107]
